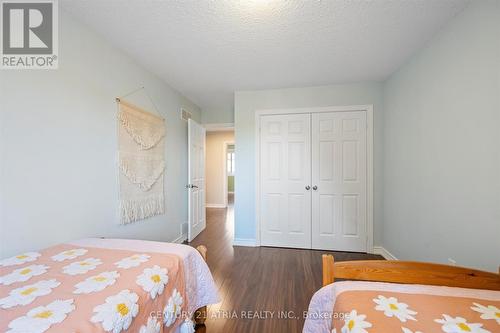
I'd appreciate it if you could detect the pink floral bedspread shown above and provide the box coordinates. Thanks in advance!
[303,281,500,333]
[331,290,500,333]
[0,243,190,332]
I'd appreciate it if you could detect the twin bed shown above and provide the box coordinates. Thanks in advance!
[303,255,500,333]
[0,238,219,333]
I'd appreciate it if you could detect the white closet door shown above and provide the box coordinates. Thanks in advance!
[311,111,367,252]
[260,114,312,248]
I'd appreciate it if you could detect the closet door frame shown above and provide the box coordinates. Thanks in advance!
[255,105,374,253]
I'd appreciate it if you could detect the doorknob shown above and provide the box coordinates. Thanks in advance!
[186,184,199,189]
[305,185,311,190]
[312,185,318,190]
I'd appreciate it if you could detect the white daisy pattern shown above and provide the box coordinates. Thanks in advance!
[0,264,49,285]
[0,252,41,266]
[74,271,120,294]
[136,265,168,299]
[179,319,195,333]
[115,254,150,269]
[373,295,417,322]
[51,248,88,262]
[6,299,75,333]
[341,310,372,333]
[91,289,139,333]
[435,314,491,333]
[139,317,161,333]
[471,303,500,324]
[0,279,60,309]
[163,288,183,327]
[62,258,102,275]
[402,327,423,333]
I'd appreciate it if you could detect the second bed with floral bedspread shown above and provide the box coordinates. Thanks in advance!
[303,281,500,333]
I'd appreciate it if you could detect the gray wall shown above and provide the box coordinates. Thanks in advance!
[201,106,234,124]
[0,9,201,258]
[382,0,500,271]
[234,83,384,244]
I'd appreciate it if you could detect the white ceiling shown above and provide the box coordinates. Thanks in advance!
[60,0,469,115]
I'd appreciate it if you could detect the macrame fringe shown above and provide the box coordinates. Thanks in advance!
[120,194,165,224]
[118,109,165,150]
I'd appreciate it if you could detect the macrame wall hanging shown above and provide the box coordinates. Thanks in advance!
[116,88,166,224]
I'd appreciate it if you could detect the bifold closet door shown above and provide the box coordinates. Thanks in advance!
[311,111,367,252]
[260,114,312,249]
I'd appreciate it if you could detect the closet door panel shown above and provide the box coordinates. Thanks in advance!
[260,114,311,248]
[312,111,367,252]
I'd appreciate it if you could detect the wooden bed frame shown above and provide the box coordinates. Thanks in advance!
[194,245,208,325]
[322,254,500,291]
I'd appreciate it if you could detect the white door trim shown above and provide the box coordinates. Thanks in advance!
[255,105,374,253]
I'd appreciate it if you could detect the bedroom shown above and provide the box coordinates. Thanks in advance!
[0,0,499,332]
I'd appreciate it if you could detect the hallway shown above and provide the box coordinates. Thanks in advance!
[188,197,382,332]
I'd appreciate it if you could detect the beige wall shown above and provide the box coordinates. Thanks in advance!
[206,131,235,207]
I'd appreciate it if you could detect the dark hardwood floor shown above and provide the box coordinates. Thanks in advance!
[188,194,382,333]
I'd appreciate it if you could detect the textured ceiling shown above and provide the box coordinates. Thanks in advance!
[60,0,469,115]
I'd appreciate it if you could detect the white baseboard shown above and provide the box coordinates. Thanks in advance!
[233,238,258,247]
[373,246,398,260]
[172,233,187,244]
[206,203,226,208]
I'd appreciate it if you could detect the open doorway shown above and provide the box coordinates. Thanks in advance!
[225,143,235,208]
[204,128,235,240]
[205,130,234,209]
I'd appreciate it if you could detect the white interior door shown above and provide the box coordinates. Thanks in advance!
[188,119,206,242]
[311,111,367,252]
[260,114,312,248]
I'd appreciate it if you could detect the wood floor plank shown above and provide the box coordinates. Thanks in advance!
[188,195,383,332]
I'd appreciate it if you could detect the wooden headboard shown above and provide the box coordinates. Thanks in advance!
[322,254,500,291]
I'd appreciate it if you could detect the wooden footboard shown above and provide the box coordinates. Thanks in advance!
[322,254,500,290]
[194,245,208,325]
